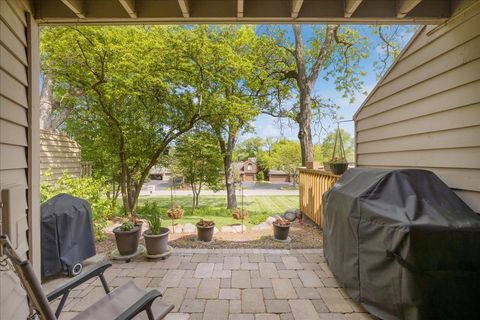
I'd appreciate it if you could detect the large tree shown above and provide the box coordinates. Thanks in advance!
[41,26,219,218]
[201,26,287,209]
[263,25,369,165]
[174,130,223,208]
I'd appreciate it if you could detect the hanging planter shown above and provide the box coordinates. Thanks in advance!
[328,125,349,175]
[168,170,183,232]
[167,206,184,220]
[232,208,248,220]
[231,182,246,232]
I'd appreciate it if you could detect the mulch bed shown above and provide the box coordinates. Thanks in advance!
[96,222,323,254]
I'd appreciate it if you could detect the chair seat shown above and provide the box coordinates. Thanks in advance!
[72,281,173,320]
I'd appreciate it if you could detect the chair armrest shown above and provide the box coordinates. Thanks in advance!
[47,261,112,302]
[114,289,170,320]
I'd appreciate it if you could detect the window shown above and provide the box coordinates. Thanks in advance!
[247,164,252,171]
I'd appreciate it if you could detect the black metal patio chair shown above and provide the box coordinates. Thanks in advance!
[0,235,174,320]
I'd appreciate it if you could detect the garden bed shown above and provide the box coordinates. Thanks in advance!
[96,222,322,253]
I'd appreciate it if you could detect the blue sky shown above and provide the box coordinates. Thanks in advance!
[243,25,416,144]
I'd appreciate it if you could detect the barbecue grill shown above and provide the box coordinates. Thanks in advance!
[41,193,96,278]
[323,168,480,320]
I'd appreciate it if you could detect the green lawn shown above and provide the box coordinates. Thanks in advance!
[136,195,299,228]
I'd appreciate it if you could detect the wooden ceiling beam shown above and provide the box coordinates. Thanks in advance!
[397,0,422,18]
[178,0,190,18]
[118,0,136,18]
[237,0,244,18]
[344,0,363,18]
[59,0,85,18]
[291,0,304,18]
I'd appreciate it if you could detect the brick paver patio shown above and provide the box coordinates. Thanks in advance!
[44,249,373,320]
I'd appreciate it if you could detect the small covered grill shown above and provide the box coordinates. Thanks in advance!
[323,168,480,320]
[41,193,96,278]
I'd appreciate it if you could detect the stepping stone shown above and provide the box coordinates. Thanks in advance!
[203,300,229,320]
[272,279,297,299]
[317,288,353,313]
[183,223,196,233]
[163,288,187,312]
[221,226,236,233]
[259,263,279,278]
[220,288,241,300]
[159,269,185,287]
[241,289,265,313]
[224,257,241,270]
[255,315,280,320]
[229,315,254,320]
[281,257,302,270]
[168,224,183,233]
[197,278,220,299]
[232,271,251,288]
[288,299,320,320]
[232,224,247,232]
[194,263,215,278]
[180,299,206,313]
[265,300,291,313]
[252,222,270,230]
[266,217,276,225]
[297,270,323,288]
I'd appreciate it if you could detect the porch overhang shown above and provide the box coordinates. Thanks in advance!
[34,0,456,25]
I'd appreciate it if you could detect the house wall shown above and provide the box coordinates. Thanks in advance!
[40,129,82,182]
[268,174,291,183]
[0,0,39,318]
[355,3,480,212]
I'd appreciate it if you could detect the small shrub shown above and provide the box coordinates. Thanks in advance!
[120,221,135,231]
[257,171,265,181]
[138,201,162,234]
[41,171,116,240]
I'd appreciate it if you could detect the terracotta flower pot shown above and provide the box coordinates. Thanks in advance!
[144,227,170,256]
[113,224,141,256]
[273,223,290,240]
[196,224,215,242]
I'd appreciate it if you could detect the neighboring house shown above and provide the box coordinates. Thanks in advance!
[40,130,89,183]
[267,169,291,183]
[235,158,257,182]
[149,165,172,180]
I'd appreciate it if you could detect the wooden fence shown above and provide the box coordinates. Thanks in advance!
[40,130,82,183]
[299,168,340,227]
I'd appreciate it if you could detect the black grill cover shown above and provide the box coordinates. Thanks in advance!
[41,194,96,277]
[323,168,480,320]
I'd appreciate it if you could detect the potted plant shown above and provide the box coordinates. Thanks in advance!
[196,219,215,242]
[328,126,349,175]
[272,217,291,241]
[113,219,141,256]
[140,201,170,256]
[329,157,349,175]
[232,208,248,220]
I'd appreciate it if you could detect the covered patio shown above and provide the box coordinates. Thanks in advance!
[1,0,479,319]
[44,248,369,320]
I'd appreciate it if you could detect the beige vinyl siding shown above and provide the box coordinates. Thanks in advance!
[0,0,38,319]
[40,130,82,182]
[355,4,480,212]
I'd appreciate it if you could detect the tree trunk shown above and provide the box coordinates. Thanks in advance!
[191,183,201,209]
[292,24,337,166]
[219,134,237,209]
[296,89,314,166]
[40,76,54,130]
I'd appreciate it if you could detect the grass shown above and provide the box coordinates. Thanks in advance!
[136,195,298,228]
